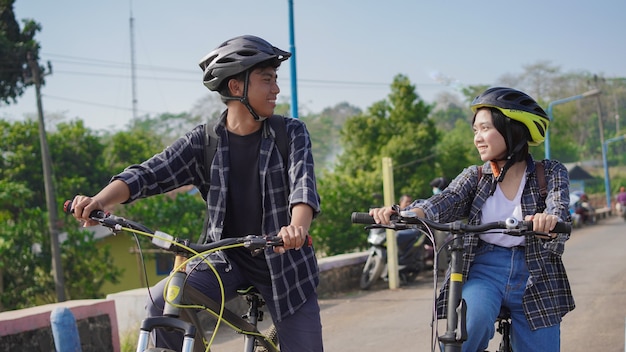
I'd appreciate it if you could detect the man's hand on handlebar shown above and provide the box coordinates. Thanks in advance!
[69,195,106,227]
[275,225,308,254]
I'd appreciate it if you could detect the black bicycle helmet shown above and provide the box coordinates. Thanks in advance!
[470,87,549,146]
[199,35,291,92]
[429,177,449,190]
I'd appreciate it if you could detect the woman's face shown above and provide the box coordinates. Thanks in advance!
[473,108,507,162]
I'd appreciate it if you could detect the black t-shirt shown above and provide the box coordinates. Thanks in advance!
[222,128,271,284]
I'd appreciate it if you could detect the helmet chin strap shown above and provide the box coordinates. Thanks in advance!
[222,70,268,122]
[488,140,526,195]
[489,117,519,182]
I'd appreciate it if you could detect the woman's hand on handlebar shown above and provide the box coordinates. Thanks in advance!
[369,206,397,225]
[525,213,559,235]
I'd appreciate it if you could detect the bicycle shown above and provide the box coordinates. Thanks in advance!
[63,200,281,352]
[351,209,571,352]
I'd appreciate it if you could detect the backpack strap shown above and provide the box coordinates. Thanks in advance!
[268,116,289,166]
[535,161,547,198]
[196,122,219,202]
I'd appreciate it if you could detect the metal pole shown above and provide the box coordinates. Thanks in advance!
[130,8,138,120]
[602,134,626,209]
[288,0,299,118]
[382,157,399,289]
[545,105,554,159]
[596,96,606,149]
[27,53,66,302]
[544,89,601,160]
[602,141,611,208]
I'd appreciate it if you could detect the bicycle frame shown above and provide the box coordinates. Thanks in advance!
[437,232,466,351]
[135,251,279,352]
[351,211,571,352]
[63,200,279,352]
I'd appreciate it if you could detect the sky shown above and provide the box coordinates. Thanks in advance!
[3,0,626,132]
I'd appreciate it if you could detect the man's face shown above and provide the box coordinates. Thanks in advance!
[245,67,280,118]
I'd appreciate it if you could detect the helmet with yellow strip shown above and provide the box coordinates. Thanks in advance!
[470,87,549,146]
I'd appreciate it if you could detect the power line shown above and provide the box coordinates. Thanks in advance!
[32,52,440,89]
[43,94,160,115]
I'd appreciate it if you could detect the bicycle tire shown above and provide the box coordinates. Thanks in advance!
[360,252,385,290]
[255,324,279,352]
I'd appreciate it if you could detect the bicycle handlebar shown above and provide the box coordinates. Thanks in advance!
[63,199,287,254]
[351,212,571,237]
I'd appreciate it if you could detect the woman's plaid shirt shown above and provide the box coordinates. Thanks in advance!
[417,157,574,330]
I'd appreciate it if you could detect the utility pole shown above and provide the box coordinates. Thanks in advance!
[27,52,66,302]
[594,75,606,148]
[287,0,298,118]
[129,7,138,120]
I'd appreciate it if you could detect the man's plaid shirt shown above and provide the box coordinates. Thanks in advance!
[113,113,321,321]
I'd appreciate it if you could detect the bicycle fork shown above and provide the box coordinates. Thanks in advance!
[136,255,197,352]
[242,293,262,352]
[439,235,467,352]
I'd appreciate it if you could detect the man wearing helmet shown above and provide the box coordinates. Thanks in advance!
[370,87,573,351]
[70,35,323,351]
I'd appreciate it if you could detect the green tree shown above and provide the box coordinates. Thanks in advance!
[311,74,437,255]
[118,192,207,245]
[0,207,48,309]
[434,119,481,184]
[0,118,123,310]
[301,102,361,172]
[0,119,46,207]
[102,126,165,174]
[0,0,42,104]
[50,119,110,199]
[430,91,468,132]
[41,219,123,303]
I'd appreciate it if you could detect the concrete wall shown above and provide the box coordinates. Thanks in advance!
[317,252,368,297]
[0,299,119,352]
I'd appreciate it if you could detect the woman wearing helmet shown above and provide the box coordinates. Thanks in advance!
[70,35,323,351]
[370,87,573,351]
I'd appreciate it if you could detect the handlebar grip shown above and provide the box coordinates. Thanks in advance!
[63,199,108,220]
[551,221,571,234]
[523,220,571,234]
[351,212,375,224]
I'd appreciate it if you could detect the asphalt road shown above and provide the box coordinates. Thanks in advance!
[208,215,626,351]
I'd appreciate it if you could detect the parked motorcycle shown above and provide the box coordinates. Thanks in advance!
[360,227,434,290]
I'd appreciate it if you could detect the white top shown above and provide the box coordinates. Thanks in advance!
[479,171,527,247]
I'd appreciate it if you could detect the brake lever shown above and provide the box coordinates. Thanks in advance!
[364,224,398,231]
[503,229,554,240]
[533,231,556,240]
